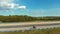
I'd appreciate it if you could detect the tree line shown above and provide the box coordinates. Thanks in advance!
[0,15,60,22]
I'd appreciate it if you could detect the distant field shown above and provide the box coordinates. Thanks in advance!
[0,28,60,34]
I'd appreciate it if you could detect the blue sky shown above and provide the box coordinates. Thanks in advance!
[0,0,60,17]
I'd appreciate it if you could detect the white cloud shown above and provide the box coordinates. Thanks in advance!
[0,0,26,11]
[0,0,14,11]
[18,6,26,9]
[0,0,14,6]
[7,3,19,9]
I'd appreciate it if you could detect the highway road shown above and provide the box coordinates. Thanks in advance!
[0,21,60,31]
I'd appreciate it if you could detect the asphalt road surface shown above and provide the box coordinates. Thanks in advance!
[0,21,60,31]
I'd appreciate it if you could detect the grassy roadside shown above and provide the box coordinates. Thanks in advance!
[0,28,60,34]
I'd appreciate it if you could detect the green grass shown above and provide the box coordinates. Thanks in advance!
[0,28,60,34]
